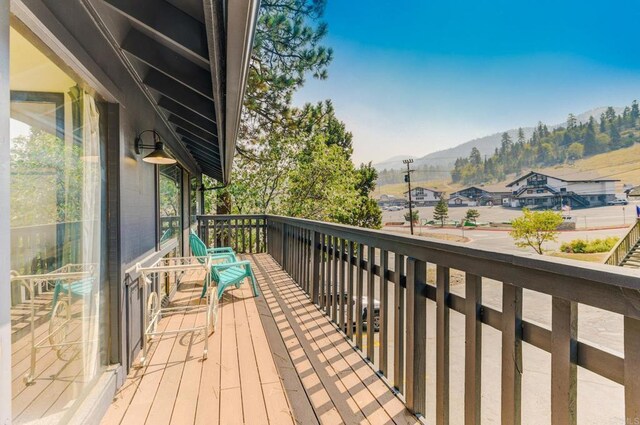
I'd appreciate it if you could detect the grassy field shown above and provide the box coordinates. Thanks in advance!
[550,252,608,263]
[376,142,640,197]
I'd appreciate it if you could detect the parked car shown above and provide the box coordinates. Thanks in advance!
[387,205,403,211]
[608,199,629,205]
[322,294,381,332]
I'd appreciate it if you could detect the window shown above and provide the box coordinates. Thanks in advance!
[190,176,200,227]
[158,164,183,251]
[9,26,107,421]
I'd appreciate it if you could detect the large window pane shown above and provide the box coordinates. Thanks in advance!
[9,26,106,423]
[159,164,182,250]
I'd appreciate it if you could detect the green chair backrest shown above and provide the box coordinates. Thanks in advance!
[189,232,208,263]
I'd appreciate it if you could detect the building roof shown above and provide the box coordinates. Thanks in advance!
[94,0,259,182]
[403,186,443,195]
[451,184,510,195]
[506,171,620,187]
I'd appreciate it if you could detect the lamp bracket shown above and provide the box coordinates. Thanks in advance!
[134,130,161,154]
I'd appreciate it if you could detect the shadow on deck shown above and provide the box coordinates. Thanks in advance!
[102,253,419,425]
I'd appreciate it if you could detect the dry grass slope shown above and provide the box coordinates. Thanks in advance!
[376,143,640,197]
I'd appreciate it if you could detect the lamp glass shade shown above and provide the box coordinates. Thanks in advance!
[142,142,177,165]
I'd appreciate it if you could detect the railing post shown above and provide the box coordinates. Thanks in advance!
[366,245,375,361]
[465,273,482,425]
[625,316,640,424]
[436,265,450,425]
[393,253,405,393]
[551,297,577,425]
[379,249,389,375]
[501,282,522,425]
[281,223,287,271]
[405,257,427,416]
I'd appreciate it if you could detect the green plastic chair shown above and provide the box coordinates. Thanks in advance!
[210,261,259,300]
[188,231,259,299]
[189,230,236,258]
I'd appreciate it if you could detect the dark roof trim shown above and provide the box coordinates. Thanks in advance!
[506,171,620,187]
[220,0,261,183]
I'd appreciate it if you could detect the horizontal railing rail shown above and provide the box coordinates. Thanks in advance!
[199,214,640,424]
[605,219,640,266]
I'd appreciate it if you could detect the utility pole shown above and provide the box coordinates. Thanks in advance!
[403,159,415,235]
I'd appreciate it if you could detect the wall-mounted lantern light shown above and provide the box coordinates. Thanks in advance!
[134,130,177,165]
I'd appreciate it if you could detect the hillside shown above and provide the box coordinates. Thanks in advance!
[373,106,622,172]
[376,142,640,198]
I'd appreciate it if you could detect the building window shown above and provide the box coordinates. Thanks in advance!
[9,26,107,420]
[159,164,183,251]
[415,188,424,195]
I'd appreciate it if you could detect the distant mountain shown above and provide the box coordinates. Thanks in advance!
[373,106,623,171]
[371,155,417,171]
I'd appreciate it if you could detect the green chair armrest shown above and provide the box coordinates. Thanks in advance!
[211,260,251,271]
[207,247,235,254]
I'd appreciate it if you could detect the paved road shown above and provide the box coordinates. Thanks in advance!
[383,203,639,229]
[382,204,634,253]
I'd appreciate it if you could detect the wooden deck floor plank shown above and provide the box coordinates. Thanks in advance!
[234,284,270,425]
[118,294,189,425]
[273,272,390,425]
[249,275,320,425]
[100,314,172,425]
[100,253,418,425]
[193,286,224,425]
[218,290,243,425]
[255,263,344,425]
[170,286,208,425]
[286,281,419,425]
[145,287,201,425]
[253,258,369,425]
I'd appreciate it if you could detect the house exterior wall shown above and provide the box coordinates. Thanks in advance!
[2,1,204,421]
[404,187,442,205]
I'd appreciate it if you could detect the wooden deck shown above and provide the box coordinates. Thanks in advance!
[102,253,420,425]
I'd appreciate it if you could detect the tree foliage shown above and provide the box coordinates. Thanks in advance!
[452,102,640,185]
[404,209,419,223]
[509,209,563,254]
[433,197,449,226]
[208,1,381,229]
[465,208,480,223]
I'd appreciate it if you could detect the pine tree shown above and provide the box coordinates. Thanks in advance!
[632,100,639,124]
[599,113,607,133]
[583,118,598,155]
[517,127,526,144]
[433,198,449,227]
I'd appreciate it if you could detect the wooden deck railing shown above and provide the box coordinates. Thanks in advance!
[198,214,640,424]
[605,219,640,265]
[197,214,267,254]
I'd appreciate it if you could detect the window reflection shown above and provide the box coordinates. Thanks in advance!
[9,26,105,423]
[159,163,182,250]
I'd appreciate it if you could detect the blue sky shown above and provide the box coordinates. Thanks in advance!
[292,0,640,164]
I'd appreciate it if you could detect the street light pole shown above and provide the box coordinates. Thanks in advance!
[403,159,414,235]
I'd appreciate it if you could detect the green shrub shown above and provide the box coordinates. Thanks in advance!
[560,237,618,254]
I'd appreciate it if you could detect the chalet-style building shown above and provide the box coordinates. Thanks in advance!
[403,186,443,206]
[506,171,619,208]
[449,185,510,206]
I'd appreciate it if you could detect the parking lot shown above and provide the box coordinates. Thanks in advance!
[382,203,636,253]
